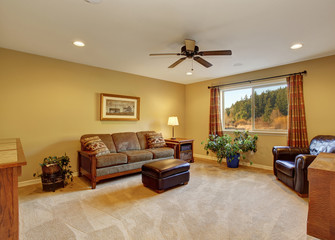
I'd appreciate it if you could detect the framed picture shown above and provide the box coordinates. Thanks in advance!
[100,93,140,121]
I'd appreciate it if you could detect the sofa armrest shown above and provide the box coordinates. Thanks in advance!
[165,142,178,159]
[294,154,317,195]
[77,150,97,177]
[272,146,309,176]
[295,154,317,170]
[78,150,97,158]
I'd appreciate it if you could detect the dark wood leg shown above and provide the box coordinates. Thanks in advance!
[91,180,96,189]
[52,176,56,192]
[155,189,164,193]
[91,155,97,189]
[77,151,82,177]
[183,181,188,185]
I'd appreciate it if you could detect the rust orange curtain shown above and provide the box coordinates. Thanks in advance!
[209,87,223,136]
[287,74,308,147]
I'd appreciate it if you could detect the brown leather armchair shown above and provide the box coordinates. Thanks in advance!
[272,135,335,196]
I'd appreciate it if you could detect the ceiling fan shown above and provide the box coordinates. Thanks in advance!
[149,39,232,68]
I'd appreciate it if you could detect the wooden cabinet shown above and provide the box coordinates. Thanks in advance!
[165,138,194,163]
[307,153,335,240]
[0,138,26,240]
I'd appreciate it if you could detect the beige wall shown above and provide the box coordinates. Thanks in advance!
[185,55,335,166]
[0,48,186,182]
[2,47,335,181]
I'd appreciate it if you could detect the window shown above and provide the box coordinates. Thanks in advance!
[221,80,288,132]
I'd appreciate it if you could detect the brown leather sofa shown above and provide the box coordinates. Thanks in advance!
[78,131,175,189]
[272,135,335,196]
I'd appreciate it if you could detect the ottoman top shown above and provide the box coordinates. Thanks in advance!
[142,159,190,178]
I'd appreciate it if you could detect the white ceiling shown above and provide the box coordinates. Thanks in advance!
[1,0,335,84]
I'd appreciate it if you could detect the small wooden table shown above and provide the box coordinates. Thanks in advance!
[307,152,335,239]
[165,138,194,163]
[0,138,27,240]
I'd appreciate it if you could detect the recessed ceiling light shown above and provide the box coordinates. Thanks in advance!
[84,0,102,4]
[73,41,85,47]
[186,72,193,76]
[290,43,303,49]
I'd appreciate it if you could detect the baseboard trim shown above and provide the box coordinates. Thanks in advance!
[18,157,272,187]
[194,154,272,171]
[18,178,41,187]
[19,171,79,188]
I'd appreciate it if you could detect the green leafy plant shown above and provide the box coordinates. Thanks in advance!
[33,153,73,184]
[202,130,258,164]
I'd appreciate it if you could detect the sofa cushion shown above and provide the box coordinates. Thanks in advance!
[137,131,156,149]
[81,134,116,153]
[275,160,295,177]
[123,150,153,163]
[146,133,166,148]
[96,153,128,168]
[112,132,141,152]
[80,136,110,156]
[146,147,174,159]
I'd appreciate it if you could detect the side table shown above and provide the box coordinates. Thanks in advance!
[307,152,335,239]
[0,138,27,240]
[165,138,194,163]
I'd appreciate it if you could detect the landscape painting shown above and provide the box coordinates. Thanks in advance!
[100,93,140,121]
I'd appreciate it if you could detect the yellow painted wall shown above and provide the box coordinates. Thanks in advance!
[185,55,335,166]
[0,48,185,182]
[2,47,335,181]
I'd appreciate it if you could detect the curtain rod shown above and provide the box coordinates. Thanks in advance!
[207,70,307,89]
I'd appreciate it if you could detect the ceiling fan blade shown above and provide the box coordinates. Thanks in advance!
[185,39,195,52]
[198,50,232,56]
[193,56,213,68]
[150,53,181,56]
[168,57,186,68]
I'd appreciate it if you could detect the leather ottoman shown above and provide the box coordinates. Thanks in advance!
[142,159,190,193]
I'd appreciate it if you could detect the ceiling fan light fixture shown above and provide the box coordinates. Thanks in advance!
[185,39,196,52]
[73,41,85,47]
[290,43,303,49]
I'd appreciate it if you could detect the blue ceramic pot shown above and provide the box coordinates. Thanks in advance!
[226,153,240,168]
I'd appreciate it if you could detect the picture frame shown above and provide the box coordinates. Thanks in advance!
[100,93,140,121]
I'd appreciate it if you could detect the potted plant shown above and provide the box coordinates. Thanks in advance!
[202,131,258,168]
[33,153,74,185]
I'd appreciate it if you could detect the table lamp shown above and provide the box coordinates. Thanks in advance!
[168,116,179,139]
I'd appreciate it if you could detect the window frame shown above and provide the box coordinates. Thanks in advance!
[220,79,288,135]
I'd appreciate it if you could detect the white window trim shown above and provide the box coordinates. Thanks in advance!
[220,78,288,135]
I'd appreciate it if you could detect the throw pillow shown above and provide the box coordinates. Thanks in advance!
[81,136,110,156]
[146,133,166,148]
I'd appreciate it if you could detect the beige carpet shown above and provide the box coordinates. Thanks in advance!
[19,158,316,240]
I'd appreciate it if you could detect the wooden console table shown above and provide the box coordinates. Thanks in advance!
[307,152,335,240]
[0,138,27,240]
[165,138,194,163]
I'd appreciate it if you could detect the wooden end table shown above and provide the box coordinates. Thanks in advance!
[307,152,335,239]
[165,138,194,163]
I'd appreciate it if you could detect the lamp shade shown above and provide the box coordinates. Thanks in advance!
[168,116,179,126]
